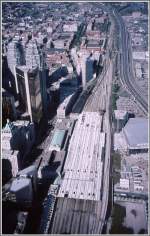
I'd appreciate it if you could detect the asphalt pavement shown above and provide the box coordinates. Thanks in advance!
[112,8,148,114]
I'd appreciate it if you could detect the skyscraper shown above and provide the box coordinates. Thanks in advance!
[7,37,25,76]
[15,66,43,123]
[25,39,48,116]
[39,46,49,117]
[80,53,94,87]
[2,88,17,124]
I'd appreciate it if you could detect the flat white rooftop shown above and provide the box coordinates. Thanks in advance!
[58,112,105,201]
[114,110,128,120]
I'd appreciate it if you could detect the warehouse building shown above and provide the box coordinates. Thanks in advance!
[114,110,128,132]
[122,118,148,153]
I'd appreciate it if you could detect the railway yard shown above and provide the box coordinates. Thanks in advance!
[2,2,148,234]
[50,50,114,235]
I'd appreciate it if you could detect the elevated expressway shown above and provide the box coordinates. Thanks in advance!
[111,7,148,115]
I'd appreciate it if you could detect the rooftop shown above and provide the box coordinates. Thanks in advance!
[16,65,38,74]
[87,42,100,48]
[58,112,105,201]
[123,118,148,149]
[114,110,128,120]
[10,177,31,192]
[47,48,66,53]
[2,149,19,159]
[12,120,31,127]
[17,165,37,177]
[49,129,67,151]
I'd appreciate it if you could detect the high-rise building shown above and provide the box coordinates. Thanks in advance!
[15,65,43,123]
[25,39,48,116]
[80,53,94,87]
[2,122,20,178]
[7,37,25,77]
[39,46,49,117]
[2,88,17,123]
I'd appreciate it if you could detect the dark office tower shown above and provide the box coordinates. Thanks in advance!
[2,89,17,126]
[39,48,48,118]
[26,39,48,117]
[2,55,17,97]
[15,66,43,123]
[80,53,94,88]
[39,68,48,117]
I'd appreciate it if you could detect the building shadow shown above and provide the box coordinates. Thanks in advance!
[2,159,13,186]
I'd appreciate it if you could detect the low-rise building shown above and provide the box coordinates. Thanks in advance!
[114,110,128,132]
[133,51,148,61]
[132,11,142,18]
[57,91,79,119]
[122,118,148,153]
[53,39,66,49]
[86,30,101,40]
[46,48,69,66]
[63,22,78,32]
[49,129,67,152]
[119,178,130,190]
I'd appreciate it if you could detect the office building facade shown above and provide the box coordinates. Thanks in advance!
[81,54,94,87]
[15,66,43,123]
[2,89,17,123]
[26,39,48,117]
[7,38,25,76]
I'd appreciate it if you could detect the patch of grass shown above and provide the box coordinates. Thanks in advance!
[112,94,118,110]
[110,204,134,234]
[113,171,121,185]
[111,83,120,111]
[112,152,121,170]
[112,152,121,184]
[112,83,120,93]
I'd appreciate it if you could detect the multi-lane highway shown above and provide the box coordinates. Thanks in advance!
[111,7,148,114]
